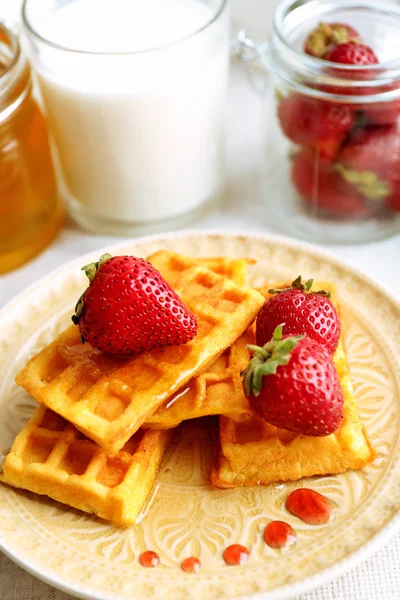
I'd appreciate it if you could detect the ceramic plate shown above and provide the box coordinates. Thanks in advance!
[0,232,399,600]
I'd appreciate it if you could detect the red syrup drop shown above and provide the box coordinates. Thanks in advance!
[223,544,250,566]
[286,488,334,525]
[264,521,297,549]
[139,550,160,568]
[181,557,201,573]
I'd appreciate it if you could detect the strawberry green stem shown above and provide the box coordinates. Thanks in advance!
[242,325,304,398]
[82,253,111,283]
[268,275,331,298]
[71,253,112,328]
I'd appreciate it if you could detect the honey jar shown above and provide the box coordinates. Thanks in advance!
[0,24,62,274]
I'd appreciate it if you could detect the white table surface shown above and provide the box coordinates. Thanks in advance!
[1,27,400,600]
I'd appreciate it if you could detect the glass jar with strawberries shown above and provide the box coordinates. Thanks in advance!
[261,0,400,243]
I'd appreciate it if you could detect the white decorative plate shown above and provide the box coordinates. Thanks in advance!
[0,232,399,600]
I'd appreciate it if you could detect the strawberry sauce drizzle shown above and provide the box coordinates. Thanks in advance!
[223,544,249,566]
[286,488,334,525]
[139,550,160,568]
[264,521,297,548]
[181,557,201,573]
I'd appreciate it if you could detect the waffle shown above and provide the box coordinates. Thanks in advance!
[145,327,253,429]
[211,282,377,488]
[16,252,264,455]
[148,250,250,288]
[0,406,172,526]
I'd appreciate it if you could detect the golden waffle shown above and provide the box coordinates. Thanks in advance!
[0,406,172,526]
[211,282,377,488]
[148,250,250,288]
[144,327,253,429]
[144,251,252,428]
[16,252,265,455]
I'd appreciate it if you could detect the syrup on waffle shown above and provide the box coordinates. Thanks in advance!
[145,327,253,429]
[16,252,264,455]
[0,405,172,526]
[211,282,377,488]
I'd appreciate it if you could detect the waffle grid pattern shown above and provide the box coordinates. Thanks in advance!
[0,405,172,526]
[16,253,264,455]
[145,327,254,429]
[211,282,377,488]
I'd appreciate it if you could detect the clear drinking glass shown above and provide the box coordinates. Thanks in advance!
[22,0,230,236]
[262,0,400,244]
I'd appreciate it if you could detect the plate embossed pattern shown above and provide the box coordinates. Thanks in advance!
[0,232,399,600]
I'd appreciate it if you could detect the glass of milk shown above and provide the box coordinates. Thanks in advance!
[22,0,230,235]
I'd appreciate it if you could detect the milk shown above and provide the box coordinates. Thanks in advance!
[29,0,229,224]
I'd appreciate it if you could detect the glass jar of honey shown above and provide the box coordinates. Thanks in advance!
[0,24,63,274]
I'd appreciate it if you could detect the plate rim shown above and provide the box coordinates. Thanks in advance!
[2,229,400,322]
[1,228,399,600]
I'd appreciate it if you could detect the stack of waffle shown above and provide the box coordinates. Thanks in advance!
[0,251,376,526]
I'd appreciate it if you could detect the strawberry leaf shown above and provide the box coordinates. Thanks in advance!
[272,323,284,341]
[275,88,287,102]
[336,164,390,201]
[82,253,112,283]
[247,345,269,359]
[242,325,304,398]
[268,276,331,298]
[277,337,302,354]
[71,253,112,333]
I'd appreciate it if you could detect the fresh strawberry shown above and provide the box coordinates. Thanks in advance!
[336,125,400,208]
[363,88,400,125]
[325,41,379,66]
[364,101,400,126]
[304,22,362,58]
[72,254,198,355]
[242,325,344,437]
[322,41,379,98]
[336,164,400,213]
[338,125,400,180]
[256,276,340,354]
[386,182,400,211]
[277,95,355,160]
[292,149,371,217]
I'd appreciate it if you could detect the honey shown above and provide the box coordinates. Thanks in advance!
[0,25,62,275]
